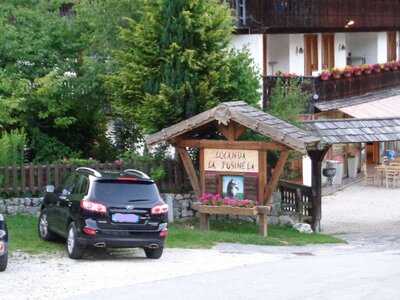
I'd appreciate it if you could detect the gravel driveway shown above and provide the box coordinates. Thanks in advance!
[322,184,400,239]
[1,183,399,300]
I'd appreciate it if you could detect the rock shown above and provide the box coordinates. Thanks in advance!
[293,223,313,234]
[6,206,20,215]
[268,216,279,225]
[278,215,295,226]
[31,198,43,207]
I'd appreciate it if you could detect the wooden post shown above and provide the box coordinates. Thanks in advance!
[308,148,329,233]
[199,213,209,231]
[258,150,267,204]
[259,213,268,237]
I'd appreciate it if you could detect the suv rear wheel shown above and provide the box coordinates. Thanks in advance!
[66,222,84,259]
[0,249,7,272]
[38,210,56,241]
[144,246,163,259]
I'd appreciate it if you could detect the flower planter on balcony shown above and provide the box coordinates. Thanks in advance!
[192,203,271,236]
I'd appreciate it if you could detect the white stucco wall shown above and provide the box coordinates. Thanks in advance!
[267,34,290,75]
[335,33,348,68]
[346,32,378,65]
[289,34,305,75]
[377,32,388,63]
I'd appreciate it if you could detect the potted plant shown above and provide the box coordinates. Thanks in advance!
[353,66,362,76]
[372,63,382,73]
[331,68,343,79]
[343,66,353,78]
[320,70,331,81]
[383,62,392,71]
[361,64,373,74]
[194,193,259,216]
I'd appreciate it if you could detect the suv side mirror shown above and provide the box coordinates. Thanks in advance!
[45,185,55,193]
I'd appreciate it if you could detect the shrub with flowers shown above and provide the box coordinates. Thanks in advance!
[199,193,256,208]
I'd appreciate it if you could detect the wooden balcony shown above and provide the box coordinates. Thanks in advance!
[232,0,400,33]
[264,70,400,109]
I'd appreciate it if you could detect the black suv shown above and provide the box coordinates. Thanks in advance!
[0,214,8,271]
[38,168,168,259]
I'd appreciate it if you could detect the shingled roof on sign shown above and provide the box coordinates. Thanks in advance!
[304,117,400,145]
[145,101,320,153]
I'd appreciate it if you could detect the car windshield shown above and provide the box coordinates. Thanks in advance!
[91,181,160,204]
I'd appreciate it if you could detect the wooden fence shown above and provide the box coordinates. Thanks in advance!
[0,160,190,196]
[278,180,313,222]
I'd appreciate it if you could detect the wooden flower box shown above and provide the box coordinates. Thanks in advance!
[192,203,271,236]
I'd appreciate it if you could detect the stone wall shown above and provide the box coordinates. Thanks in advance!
[0,192,298,225]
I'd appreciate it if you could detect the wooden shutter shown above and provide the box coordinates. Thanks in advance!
[322,34,335,70]
[387,31,397,62]
[304,34,319,76]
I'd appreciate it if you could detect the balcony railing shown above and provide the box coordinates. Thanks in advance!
[234,0,400,33]
[264,70,400,109]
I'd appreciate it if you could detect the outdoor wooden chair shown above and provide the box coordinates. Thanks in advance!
[385,167,400,188]
[364,165,379,186]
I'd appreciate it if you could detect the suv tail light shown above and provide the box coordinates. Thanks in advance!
[151,203,168,215]
[80,199,107,214]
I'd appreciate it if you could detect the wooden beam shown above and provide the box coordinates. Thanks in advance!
[177,147,202,197]
[258,151,267,204]
[308,147,330,232]
[264,150,289,205]
[218,122,236,141]
[234,123,247,140]
[177,139,287,151]
[199,148,205,195]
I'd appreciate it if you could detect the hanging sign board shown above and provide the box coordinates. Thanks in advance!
[204,149,259,173]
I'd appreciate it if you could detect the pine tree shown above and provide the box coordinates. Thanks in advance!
[108,0,260,134]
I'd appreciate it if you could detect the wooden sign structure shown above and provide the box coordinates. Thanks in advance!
[145,102,320,236]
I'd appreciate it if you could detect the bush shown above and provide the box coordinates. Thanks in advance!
[29,129,79,163]
[0,129,26,166]
[121,150,167,182]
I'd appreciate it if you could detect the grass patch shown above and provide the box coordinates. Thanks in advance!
[7,214,64,254]
[5,215,344,254]
[167,219,344,248]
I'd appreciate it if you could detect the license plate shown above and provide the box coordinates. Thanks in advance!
[112,213,139,223]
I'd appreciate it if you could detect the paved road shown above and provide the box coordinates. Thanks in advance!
[73,242,400,300]
[72,185,400,300]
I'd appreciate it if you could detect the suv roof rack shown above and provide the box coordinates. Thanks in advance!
[76,167,102,178]
[123,169,150,180]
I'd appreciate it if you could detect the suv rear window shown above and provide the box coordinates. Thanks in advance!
[91,180,160,204]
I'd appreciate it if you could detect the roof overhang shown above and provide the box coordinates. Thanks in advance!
[145,101,320,153]
[304,117,400,145]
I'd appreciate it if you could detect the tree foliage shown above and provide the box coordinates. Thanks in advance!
[268,78,309,125]
[108,0,261,134]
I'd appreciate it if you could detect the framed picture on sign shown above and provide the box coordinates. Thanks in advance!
[222,175,244,200]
